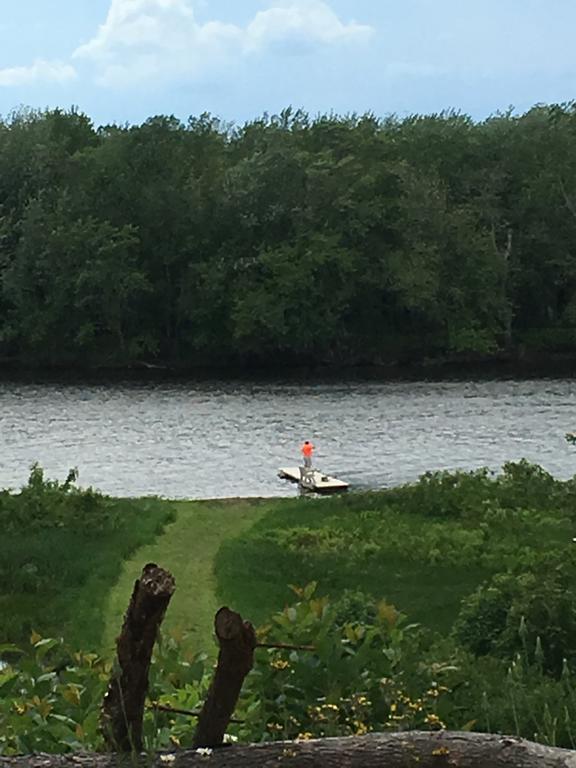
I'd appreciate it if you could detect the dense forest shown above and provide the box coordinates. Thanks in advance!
[2,103,576,369]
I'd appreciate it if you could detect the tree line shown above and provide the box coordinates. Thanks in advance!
[1,103,576,369]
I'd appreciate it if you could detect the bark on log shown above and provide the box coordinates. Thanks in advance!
[100,563,175,752]
[2,731,576,767]
[193,607,256,748]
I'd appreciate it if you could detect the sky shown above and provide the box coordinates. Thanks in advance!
[0,0,575,127]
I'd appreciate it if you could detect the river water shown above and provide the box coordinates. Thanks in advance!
[0,377,575,498]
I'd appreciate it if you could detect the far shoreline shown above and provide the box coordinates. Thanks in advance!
[1,353,576,385]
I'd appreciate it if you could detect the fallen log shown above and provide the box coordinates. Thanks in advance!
[2,731,576,767]
[100,563,175,752]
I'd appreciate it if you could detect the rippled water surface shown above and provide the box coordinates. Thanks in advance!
[1,377,576,498]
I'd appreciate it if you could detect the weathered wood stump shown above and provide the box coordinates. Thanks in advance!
[193,606,257,748]
[100,563,175,752]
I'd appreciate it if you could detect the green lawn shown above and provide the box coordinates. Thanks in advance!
[0,489,174,651]
[214,497,491,632]
[213,471,576,635]
[101,499,270,656]
[8,461,575,660]
[101,466,576,656]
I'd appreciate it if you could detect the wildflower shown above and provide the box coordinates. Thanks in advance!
[160,755,176,764]
[270,659,290,671]
[288,716,301,725]
[196,747,213,757]
[223,734,238,744]
[297,732,314,741]
[424,713,445,729]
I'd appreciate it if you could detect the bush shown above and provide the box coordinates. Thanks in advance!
[0,465,175,648]
[453,561,576,676]
[0,587,452,754]
[0,634,109,755]
[444,652,576,748]
[390,467,495,519]
[4,582,576,755]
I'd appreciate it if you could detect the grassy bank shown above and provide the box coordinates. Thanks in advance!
[0,466,174,649]
[6,460,576,656]
[102,498,269,655]
[5,461,576,754]
[215,462,576,635]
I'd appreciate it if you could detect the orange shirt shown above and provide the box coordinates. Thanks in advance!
[301,442,314,457]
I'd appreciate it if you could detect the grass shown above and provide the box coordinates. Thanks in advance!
[101,498,270,657]
[214,467,576,635]
[0,494,174,650]
[215,497,490,632]
[5,462,576,754]
[7,461,576,660]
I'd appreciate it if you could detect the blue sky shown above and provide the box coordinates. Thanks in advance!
[0,0,574,127]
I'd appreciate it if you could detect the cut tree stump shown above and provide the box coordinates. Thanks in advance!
[2,731,576,767]
[100,562,175,752]
[193,606,257,748]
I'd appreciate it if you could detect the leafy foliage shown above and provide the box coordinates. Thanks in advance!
[0,588,449,755]
[0,466,174,648]
[454,562,576,675]
[235,585,448,742]
[2,105,576,367]
[216,461,576,631]
[4,582,576,755]
[0,636,109,756]
[3,462,576,754]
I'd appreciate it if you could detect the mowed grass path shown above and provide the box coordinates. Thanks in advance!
[102,499,270,656]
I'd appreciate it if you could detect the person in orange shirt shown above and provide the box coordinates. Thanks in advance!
[301,440,314,469]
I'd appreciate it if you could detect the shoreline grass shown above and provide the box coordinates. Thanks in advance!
[8,460,576,662]
[214,467,576,636]
[0,485,174,650]
[101,498,271,656]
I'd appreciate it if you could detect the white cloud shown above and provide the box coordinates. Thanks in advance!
[73,0,373,87]
[0,59,78,87]
[245,1,372,52]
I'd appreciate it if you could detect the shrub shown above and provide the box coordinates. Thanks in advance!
[0,465,175,648]
[453,561,576,676]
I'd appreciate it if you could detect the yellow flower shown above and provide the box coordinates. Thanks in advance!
[424,713,445,729]
[270,659,290,671]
